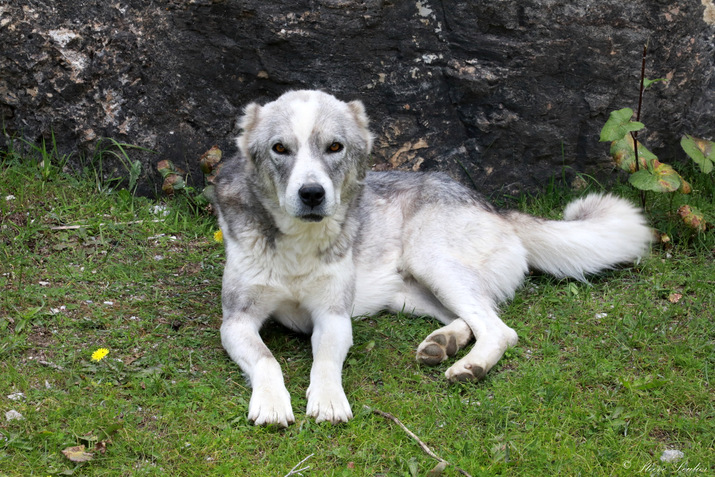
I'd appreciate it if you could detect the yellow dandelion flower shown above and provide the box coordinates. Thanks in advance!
[214,230,223,243]
[91,348,109,362]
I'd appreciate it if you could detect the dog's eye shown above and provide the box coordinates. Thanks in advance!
[272,143,289,155]
[327,142,344,153]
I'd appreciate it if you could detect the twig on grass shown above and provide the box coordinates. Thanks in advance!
[284,453,314,477]
[371,408,473,477]
[50,219,163,231]
[38,360,65,371]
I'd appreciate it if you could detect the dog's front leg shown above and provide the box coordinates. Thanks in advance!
[221,317,295,427]
[306,312,353,423]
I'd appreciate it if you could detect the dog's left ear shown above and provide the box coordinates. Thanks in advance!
[348,100,374,153]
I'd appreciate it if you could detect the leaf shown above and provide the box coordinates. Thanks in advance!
[668,293,683,304]
[199,146,222,175]
[128,159,142,191]
[609,134,657,172]
[62,445,94,463]
[678,205,707,232]
[618,375,666,392]
[156,160,186,178]
[600,108,644,142]
[680,135,714,174]
[161,174,186,195]
[628,161,681,193]
[678,178,692,194]
[643,78,667,90]
[99,423,123,440]
[427,461,448,476]
[134,364,164,378]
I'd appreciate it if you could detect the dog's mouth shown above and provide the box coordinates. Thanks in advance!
[299,213,325,223]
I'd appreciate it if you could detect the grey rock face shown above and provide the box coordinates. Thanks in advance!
[1,0,713,195]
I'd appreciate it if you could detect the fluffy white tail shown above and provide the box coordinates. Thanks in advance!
[509,194,652,280]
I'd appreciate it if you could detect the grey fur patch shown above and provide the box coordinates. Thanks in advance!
[213,155,281,248]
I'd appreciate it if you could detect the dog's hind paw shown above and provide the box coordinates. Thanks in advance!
[306,384,353,424]
[248,386,295,427]
[445,360,487,382]
[416,333,458,366]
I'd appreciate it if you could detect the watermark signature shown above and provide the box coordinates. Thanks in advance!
[622,460,708,475]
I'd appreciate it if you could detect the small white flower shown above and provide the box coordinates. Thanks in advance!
[151,205,171,217]
[5,195,16,201]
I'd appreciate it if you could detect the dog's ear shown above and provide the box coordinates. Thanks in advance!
[348,100,374,154]
[236,102,262,158]
[347,100,369,129]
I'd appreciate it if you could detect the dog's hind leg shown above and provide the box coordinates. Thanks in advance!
[443,302,518,381]
[416,319,473,366]
[390,280,474,365]
[404,260,519,381]
[221,317,295,426]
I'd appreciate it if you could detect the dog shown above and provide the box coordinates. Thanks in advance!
[213,90,651,426]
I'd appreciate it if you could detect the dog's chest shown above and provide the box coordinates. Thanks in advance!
[231,226,348,286]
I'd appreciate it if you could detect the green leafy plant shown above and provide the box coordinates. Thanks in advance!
[18,131,72,181]
[600,46,713,233]
[157,145,222,209]
[91,137,153,195]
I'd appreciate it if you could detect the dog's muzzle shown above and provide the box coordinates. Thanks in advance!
[298,183,326,222]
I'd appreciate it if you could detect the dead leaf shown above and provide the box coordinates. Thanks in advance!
[678,205,707,232]
[427,461,448,476]
[199,146,222,175]
[62,445,94,462]
[95,440,111,454]
[668,293,683,304]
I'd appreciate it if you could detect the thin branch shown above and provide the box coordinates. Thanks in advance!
[372,408,473,477]
[50,220,163,230]
[38,360,65,371]
[284,453,314,477]
[632,43,648,208]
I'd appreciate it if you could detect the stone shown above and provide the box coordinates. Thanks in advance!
[1,1,713,195]
[660,449,685,463]
[5,409,23,421]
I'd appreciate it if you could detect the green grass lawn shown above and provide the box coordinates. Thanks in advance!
[1,146,713,476]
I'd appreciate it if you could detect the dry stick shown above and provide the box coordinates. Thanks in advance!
[372,409,473,477]
[50,220,163,231]
[631,43,648,209]
[283,453,314,477]
[38,360,65,371]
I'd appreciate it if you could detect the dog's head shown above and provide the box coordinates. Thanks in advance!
[236,90,374,223]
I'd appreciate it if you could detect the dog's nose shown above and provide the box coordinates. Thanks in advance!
[299,183,325,208]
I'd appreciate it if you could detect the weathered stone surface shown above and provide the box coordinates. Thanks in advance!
[1,0,713,195]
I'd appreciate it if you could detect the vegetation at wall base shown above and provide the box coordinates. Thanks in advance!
[1,141,713,476]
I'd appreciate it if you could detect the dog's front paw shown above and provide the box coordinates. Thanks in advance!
[306,384,353,424]
[248,385,294,427]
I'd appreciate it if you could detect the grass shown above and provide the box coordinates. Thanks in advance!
[1,141,713,477]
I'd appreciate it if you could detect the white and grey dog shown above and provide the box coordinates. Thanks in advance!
[213,90,651,426]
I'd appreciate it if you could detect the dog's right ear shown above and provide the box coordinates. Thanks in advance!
[236,102,262,158]
[348,100,374,155]
[347,100,369,130]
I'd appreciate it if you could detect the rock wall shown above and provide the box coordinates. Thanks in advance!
[1,0,713,195]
